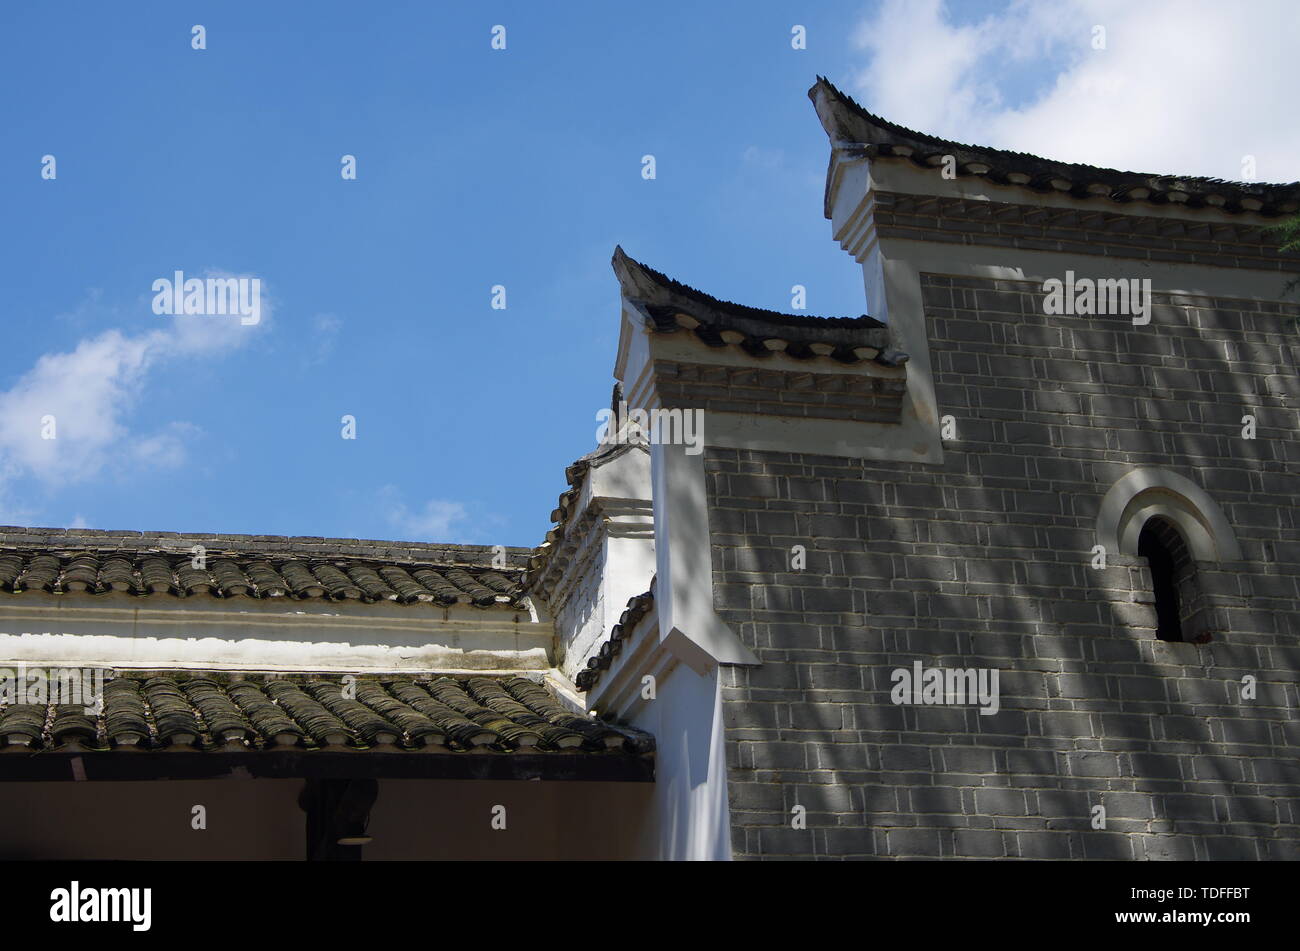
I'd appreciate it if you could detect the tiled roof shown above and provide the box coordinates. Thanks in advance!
[810,77,1300,218]
[0,528,530,608]
[526,430,648,587]
[0,672,654,754]
[575,586,655,692]
[613,247,906,366]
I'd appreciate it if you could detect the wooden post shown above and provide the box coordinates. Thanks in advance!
[299,778,379,861]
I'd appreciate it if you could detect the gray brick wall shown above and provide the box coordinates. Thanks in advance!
[709,277,1300,860]
[654,360,905,424]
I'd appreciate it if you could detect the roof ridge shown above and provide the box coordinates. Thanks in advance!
[612,245,884,328]
[610,246,901,366]
[0,526,531,559]
[0,543,527,567]
[809,76,1300,214]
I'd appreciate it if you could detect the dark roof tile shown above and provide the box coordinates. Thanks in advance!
[99,556,138,593]
[0,704,45,744]
[385,681,495,747]
[263,681,355,746]
[410,568,464,604]
[354,681,445,747]
[141,678,202,745]
[102,680,150,745]
[50,705,97,745]
[226,682,303,745]
[311,563,364,600]
[304,681,402,745]
[575,586,656,693]
[183,678,252,742]
[244,561,289,597]
[345,564,399,601]
[18,554,60,591]
[425,676,542,749]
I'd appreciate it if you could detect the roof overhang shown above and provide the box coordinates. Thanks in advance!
[0,747,653,783]
[809,76,1300,219]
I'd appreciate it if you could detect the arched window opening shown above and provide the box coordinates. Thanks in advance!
[1137,517,1203,642]
[1097,469,1236,644]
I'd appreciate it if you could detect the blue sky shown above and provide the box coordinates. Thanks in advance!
[1,1,1295,547]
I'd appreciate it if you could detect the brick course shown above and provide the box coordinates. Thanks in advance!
[871,191,1300,272]
[654,360,905,424]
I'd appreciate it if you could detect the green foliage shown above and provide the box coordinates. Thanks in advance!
[1266,214,1300,298]
[1269,214,1300,252]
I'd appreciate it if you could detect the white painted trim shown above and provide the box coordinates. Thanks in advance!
[0,592,551,672]
[826,156,945,466]
[615,302,759,673]
[701,409,936,461]
[616,300,657,406]
[585,593,732,862]
[0,634,553,673]
[1097,468,1243,562]
[542,670,591,715]
[651,441,759,674]
[584,600,672,718]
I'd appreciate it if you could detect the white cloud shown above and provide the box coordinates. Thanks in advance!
[129,421,201,470]
[850,0,998,135]
[741,145,785,170]
[0,329,156,485]
[0,279,268,495]
[0,459,35,526]
[849,0,1300,182]
[303,313,342,368]
[379,485,470,542]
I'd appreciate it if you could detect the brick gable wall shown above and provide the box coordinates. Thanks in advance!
[711,276,1300,859]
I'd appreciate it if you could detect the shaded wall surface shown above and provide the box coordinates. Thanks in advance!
[711,277,1300,859]
[0,778,652,859]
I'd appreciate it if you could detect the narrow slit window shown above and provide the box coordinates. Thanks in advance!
[1137,517,1200,642]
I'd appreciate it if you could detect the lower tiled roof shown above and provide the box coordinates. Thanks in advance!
[0,673,654,755]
